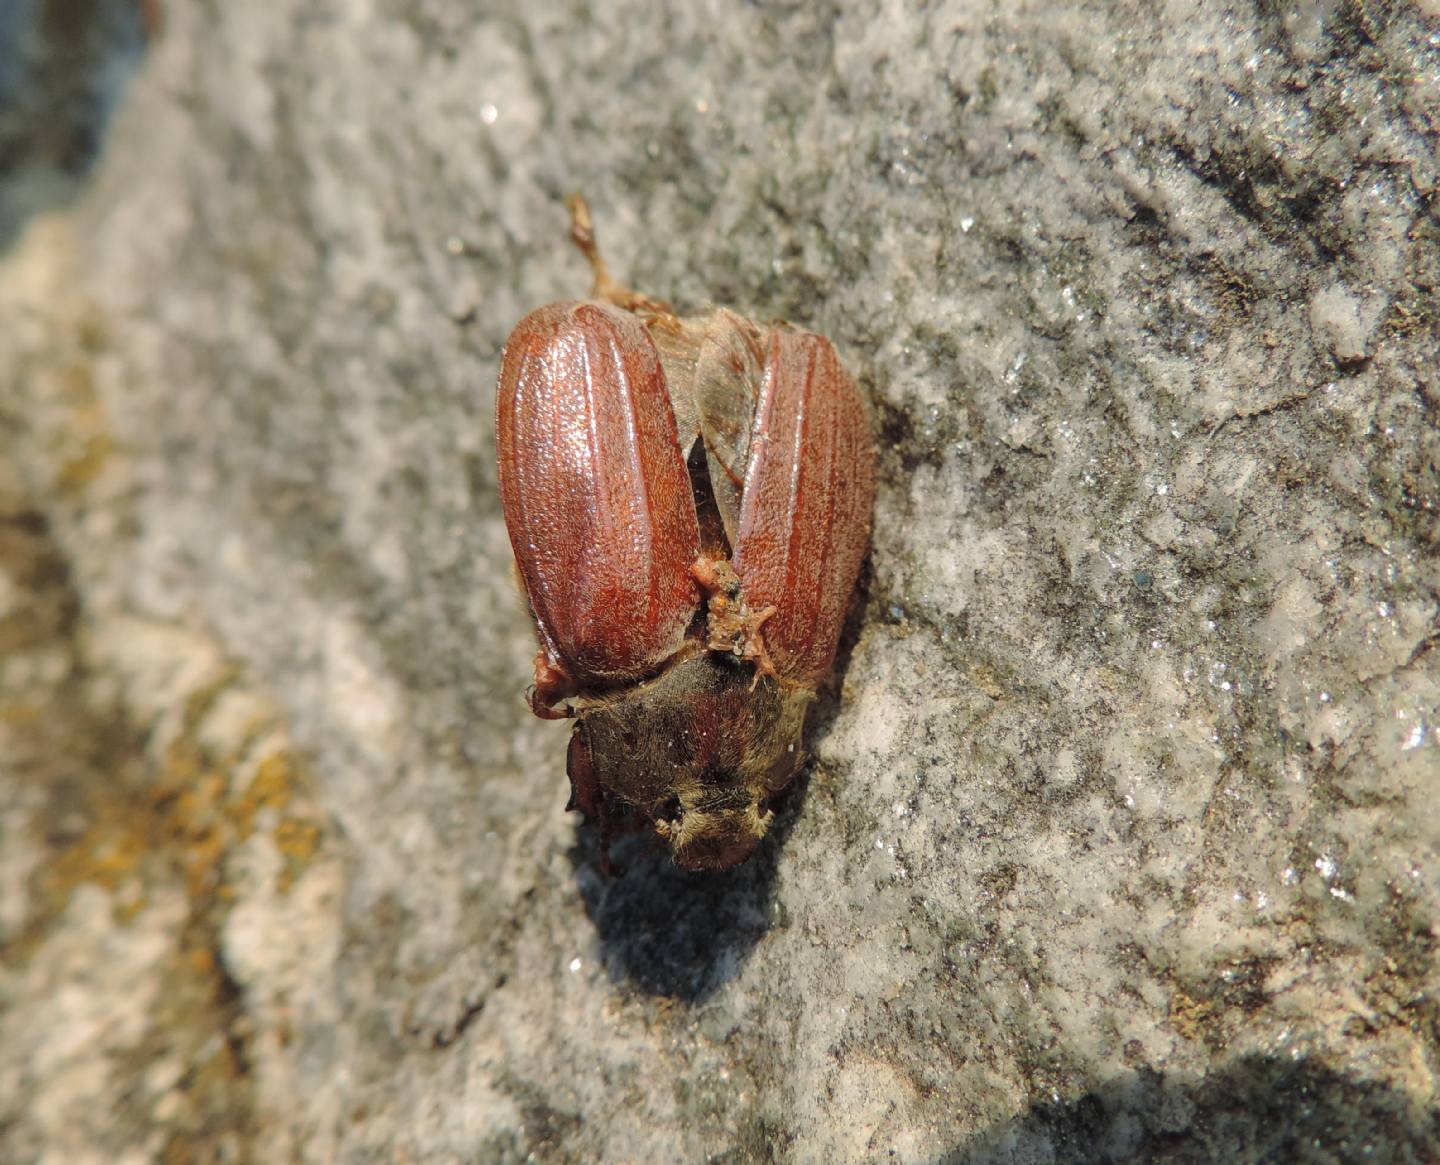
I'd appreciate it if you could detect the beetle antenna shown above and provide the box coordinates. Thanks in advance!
[565,194,620,299]
[565,194,674,316]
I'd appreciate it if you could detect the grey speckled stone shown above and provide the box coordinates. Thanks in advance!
[2,1,1438,1162]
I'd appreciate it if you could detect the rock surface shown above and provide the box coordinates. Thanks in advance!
[2,1,1438,1161]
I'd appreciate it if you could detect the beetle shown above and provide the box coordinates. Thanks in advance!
[495,196,874,871]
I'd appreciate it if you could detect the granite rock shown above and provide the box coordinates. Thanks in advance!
[1,1,1438,1161]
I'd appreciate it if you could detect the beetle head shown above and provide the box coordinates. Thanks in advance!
[655,788,775,872]
[567,654,811,872]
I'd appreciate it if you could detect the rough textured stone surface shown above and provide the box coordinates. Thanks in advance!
[2,1,1438,1161]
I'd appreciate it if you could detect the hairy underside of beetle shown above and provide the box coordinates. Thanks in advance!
[566,653,813,871]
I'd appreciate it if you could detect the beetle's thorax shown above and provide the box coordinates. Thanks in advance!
[569,652,812,868]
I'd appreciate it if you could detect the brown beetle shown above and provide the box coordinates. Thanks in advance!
[496,197,874,871]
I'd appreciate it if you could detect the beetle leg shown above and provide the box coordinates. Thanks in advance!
[565,193,674,316]
[691,554,745,649]
[565,727,603,815]
[690,555,780,683]
[743,604,779,690]
[566,729,624,876]
[596,829,620,878]
[530,648,576,719]
[689,554,735,607]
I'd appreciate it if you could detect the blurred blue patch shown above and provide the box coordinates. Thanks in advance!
[0,0,148,251]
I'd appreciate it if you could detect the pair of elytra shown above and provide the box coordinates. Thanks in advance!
[496,198,874,871]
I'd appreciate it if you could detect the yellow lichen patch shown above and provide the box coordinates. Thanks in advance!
[7,776,152,963]
[33,813,148,907]
[5,578,328,976]
[160,771,231,901]
[274,816,322,892]
[160,736,323,898]
[966,661,1006,700]
[153,666,323,876]
[1168,986,1218,1044]
[230,750,301,841]
[22,728,324,951]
